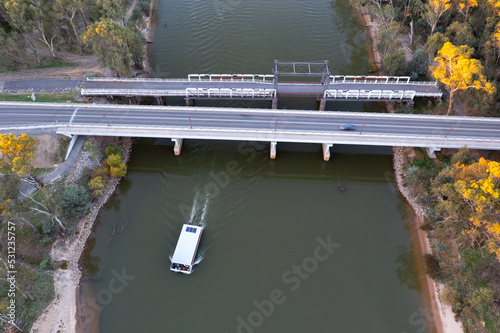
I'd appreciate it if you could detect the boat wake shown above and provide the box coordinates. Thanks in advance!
[188,192,210,227]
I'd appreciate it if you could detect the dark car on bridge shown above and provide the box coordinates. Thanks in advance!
[340,124,356,130]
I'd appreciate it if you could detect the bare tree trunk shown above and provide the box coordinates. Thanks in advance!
[446,90,454,116]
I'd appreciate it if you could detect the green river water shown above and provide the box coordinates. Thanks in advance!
[83,0,433,332]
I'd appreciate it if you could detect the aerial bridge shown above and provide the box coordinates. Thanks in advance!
[81,61,442,110]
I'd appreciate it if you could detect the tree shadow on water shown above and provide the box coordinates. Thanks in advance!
[396,244,420,291]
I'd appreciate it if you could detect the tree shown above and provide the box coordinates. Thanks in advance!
[430,42,495,115]
[456,0,478,20]
[106,154,127,178]
[0,133,41,188]
[59,185,91,218]
[381,50,407,75]
[82,18,144,77]
[425,32,449,58]
[2,0,41,63]
[423,0,452,35]
[433,158,500,263]
[88,176,105,196]
[445,21,477,49]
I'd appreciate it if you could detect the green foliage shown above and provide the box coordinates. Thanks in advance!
[82,18,144,77]
[445,21,477,49]
[59,184,92,218]
[105,144,121,157]
[381,51,407,76]
[39,256,58,270]
[84,141,101,162]
[469,287,495,312]
[423,253,443,280]
[424,32,448,57]
[139,1,150,15]
[407,48,428,80]
[450,147,478,165]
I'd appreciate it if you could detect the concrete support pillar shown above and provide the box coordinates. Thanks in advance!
[272,98,278,109]
[426,147,441,159]
[270,141,277,159]
[65,135,78,160]
[172,138,184,156]
[319,98,327,111]
[322,143,333,161]
[185,98,194,106]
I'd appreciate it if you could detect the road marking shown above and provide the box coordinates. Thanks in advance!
[69,108,79,124]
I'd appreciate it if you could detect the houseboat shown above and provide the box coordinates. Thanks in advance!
[170,224,204,274]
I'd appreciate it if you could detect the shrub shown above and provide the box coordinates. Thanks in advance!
[89,176,106,196]
[59,185,92,218]
[423,253,442,280]
[442,285,461,306]
[139,1,150,15]
[381,51,407,76]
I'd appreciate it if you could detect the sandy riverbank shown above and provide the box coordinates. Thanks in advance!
[30,138,133,333]
[354,7,464,333]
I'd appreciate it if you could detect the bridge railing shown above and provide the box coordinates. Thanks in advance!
[81,89,189,96]
[81,88,277,98]
[330,75,437,86]
[186,88,276,98]
[187,74,274,83]
[324,89,417,100]
[86,77,191,82]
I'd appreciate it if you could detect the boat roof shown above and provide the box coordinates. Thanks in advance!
[171,224,203,266]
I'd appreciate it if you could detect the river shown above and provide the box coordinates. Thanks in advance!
[83,0,433,332]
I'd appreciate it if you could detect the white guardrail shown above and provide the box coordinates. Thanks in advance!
[188,74,274,83]
[330,75,437,86]
[81,88,277,98]
[324,90,416,100]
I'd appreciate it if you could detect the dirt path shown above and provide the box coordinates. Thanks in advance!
[0,50,109,82]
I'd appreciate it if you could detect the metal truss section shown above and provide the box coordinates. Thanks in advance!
[187,74,274,82]
[273,60,330,76]
[185,88,276,99]
[324,89,417,100]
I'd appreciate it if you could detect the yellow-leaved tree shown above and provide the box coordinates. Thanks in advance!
[451,158,500,262]
[0,133,37,177]
[456,0,478,20]
[424,0,452,36]
[431,42,495,115]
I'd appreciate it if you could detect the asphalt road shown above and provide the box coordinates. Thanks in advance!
[0,79,83,93]
[1,103,499,141]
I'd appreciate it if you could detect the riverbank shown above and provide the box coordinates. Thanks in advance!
[355,7,463,333]
[30,137,133,333]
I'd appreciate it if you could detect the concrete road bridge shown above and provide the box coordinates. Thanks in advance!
[1,102,498,161]
[81,61,442,110]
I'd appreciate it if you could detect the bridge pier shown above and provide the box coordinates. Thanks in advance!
[270,141,277,159]
[185,98,194,107]
[426,147,441,159]
[318,98,327,111]
[65,135,79,160]
[172,138,184,156]
[272,98,278,109]
[322,143,333,161]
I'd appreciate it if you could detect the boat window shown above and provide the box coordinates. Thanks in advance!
[186,226,197,233]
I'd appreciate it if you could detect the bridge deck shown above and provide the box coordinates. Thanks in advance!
[82,77,442,100]
[1,103,497,151]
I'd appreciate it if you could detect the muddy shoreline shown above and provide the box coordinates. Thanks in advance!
[354,7,463,333]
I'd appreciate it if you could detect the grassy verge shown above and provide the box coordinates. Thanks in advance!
[0,92,80,103]
[0,58,76,73]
